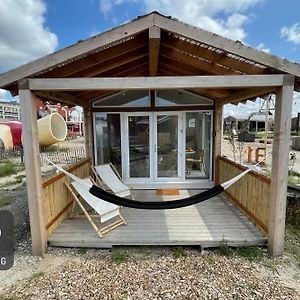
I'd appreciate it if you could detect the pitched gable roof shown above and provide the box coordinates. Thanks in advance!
[1,12,300,103]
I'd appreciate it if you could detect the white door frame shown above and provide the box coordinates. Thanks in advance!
[153,111,183,182]
[119,110,213,187]
[122,112,154,183]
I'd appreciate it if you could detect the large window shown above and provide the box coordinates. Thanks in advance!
[156,90,213,106]
[128,115,150,178]
[94,113,122,174]
[93,90,149,107]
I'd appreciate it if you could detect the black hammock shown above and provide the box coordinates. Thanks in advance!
[89,184,224,210]
[46,158,256,210]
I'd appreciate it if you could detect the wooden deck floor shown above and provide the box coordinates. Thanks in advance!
[48,190,267,248]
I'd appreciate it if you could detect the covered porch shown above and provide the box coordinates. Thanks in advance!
[1,12,300,256]
[48,190,266,248]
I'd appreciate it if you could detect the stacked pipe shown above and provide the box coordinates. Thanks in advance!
[0,113,68,149]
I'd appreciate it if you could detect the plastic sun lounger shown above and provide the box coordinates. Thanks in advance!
[65,178,126,238]
[91,163,134,199]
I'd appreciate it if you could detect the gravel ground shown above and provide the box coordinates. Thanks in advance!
[0,137,299,299]
[1,248,299,300]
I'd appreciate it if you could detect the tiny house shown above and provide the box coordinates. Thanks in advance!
[0,12,299,256]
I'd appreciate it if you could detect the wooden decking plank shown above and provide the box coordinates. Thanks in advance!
[48,193,266,248]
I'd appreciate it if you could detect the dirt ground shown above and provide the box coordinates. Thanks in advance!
[222,137,300,175]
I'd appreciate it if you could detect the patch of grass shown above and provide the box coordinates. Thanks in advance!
[288,175,300,185]
[172,247,185,259]
[219,239,232,256]
[77,247,87,255]
[111,249,127,264]
[40,146,69,153]
[203,254,215,265]
[0,195,13,207]
[236,245,264,262]
[31,271,45,280]
[0,162,16,177]
[14,174,25,183]
[262,259,279,273]
[118,293,129,300]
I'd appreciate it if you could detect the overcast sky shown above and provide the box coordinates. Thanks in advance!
[0,0,300,116]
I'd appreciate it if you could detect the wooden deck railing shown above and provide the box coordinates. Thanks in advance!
[42,158,90,235]
[218,156,270,233]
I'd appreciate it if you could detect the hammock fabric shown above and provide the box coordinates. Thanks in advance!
[89,184,224,210]
[45,157,259,210]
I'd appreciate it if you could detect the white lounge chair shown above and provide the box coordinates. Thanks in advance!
[92,163,134,199]
[65,178,126,238]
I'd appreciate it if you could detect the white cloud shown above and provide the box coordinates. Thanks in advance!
[224,92,300,118]
[280,23,300,44]
[256,43,270,53]
[0,89,7,98]
[0,0,58,72]
[100,0,124,15]
[292,92,300,117]
[0,88,19,102]
[100,0,263,41]
[224,100,261,118]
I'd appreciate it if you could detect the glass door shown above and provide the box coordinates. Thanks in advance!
[154,112,183,181]
[123,113,152,181]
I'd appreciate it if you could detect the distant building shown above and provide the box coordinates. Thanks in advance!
[223,115,247,132]
[0,101,20,120]
[248,111,274,132]
[291,113,300,133]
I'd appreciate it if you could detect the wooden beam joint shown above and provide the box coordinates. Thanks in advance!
[149,26,161,76]
[18,78,29,90]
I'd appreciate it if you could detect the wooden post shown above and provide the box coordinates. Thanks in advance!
[264,95,270,160]
[19,87,47,256]
[83,104,93,162]
[214,103,223,184]
[268,75,294,257]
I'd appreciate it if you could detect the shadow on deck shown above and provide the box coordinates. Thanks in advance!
[48,190,267,248]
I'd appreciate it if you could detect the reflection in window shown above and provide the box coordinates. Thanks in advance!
[94,113,122,174]
[93,90,149,107]
[157,115,178,177]
[128,116,150,177]
[156,90,213,106]
[185,112,211,179]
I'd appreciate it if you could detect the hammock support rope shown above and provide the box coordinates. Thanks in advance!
[45,158,260,210]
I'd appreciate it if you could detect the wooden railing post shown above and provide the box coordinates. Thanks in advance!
[268,75,294,257]
[214,103,223,184]
[83,104,93,163]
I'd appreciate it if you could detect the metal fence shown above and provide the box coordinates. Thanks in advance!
[0,146,86,166]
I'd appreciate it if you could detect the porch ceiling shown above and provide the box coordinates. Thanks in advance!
[1,12,300,106]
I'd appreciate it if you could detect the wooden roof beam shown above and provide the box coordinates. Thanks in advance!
[160,45,241,75]
[42,33,149,78]
[28,75,285,91]
[149,26,161,76]
[34,90,85,107]
[161,33,267,75]
[75,61,149,91]
[69,46,148,77]
[159,59,211,76]
[218,86,277,105]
